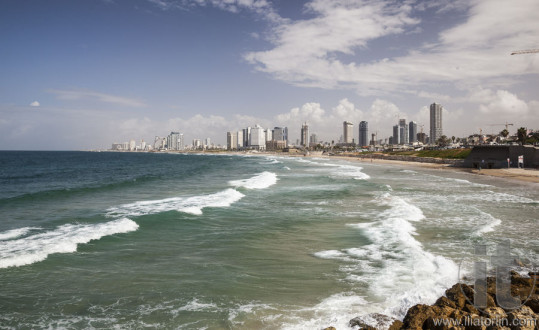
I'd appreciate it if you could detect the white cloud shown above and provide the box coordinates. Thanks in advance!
[30,101,40,107]
[49,89,146,107]
[477,90,529,116]
[245,0,539,94]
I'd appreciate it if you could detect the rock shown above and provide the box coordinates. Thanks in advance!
[481,306,507,319]
[524,297,539,313]
[465,304,480,315]
[506,306,537,330]
[388,319,403,330]
[446,283,475,309]
[323,327,336,330]
[349,313,397,329]
[402,304,454,329]
[437,296,458,309]
[348,317,376,330]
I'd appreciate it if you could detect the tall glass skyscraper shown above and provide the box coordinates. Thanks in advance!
[430,103,443,144]
[359,121,368,147]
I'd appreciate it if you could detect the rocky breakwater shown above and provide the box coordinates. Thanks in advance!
[328,271,538,330]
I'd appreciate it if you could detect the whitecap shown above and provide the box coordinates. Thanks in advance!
[0,218,138,268]
[229,172,278,190]
[0,227,40,241]
[107,188,244,217]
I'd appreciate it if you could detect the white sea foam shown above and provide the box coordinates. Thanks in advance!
[314,192,458,323]
[311,163,370,180]
[107,188,245,217]
[176,298,219,312]
[0,227,40,241]
[229,172,277,190]
[0,218,138,268]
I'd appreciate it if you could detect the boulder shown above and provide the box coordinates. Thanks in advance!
[446,283,475,309]
[524,297,539,313]
[506,306,537,330]
[349,313,398,329]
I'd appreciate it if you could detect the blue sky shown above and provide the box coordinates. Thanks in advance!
[1,0,538,149]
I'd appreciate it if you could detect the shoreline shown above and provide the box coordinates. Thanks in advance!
[227,150,539,184]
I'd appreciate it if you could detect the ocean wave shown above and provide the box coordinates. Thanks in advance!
[0,227,41,241]
[228,172,278,190]
[315,192,458,322]
[0,218,138,268]
[106,188,245,217]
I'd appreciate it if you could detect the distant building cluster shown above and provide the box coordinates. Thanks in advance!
[227,125,289,151]
[109,101,539,153]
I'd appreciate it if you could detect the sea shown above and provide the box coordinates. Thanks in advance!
[0,151,537,329]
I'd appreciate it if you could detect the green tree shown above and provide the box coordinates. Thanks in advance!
[436,135,450,147]
[500,129,509,138]
[517,127,527,144]
[451,136,456,143]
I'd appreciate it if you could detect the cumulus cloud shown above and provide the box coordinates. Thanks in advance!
[49,89,146,108]
[29,101,40,107]
[477,90,529,116]
[274,98,408,142]
[245,0,539,94]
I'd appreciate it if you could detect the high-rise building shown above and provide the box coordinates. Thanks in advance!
[264,129,273,142]
[243,127,251,147]
[167,132,183,150]
[272,127,288,147]
[359,121,368,147]
[409,121,418,143]
[237,130,244,149]
[393,125,399,145]
[301,123,310,147]
[227,131,237,150]
[343,121,354,144]
[398,119,408,145]
[249,124,266,150]
[310,133,318,145]
[430,103,443,144]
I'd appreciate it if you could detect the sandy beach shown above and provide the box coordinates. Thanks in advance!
[228,151,539,184]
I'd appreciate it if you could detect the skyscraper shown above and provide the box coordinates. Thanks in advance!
[273,127,288,147]
[359,121,368,147]
[249,124,265,150]
[343,121,353,144]
[393,125,400,145]
[399,119,409,145]
[409,121,418,143]
[430,103,443,144]
[227,131,237,150]
[301,123,309,147]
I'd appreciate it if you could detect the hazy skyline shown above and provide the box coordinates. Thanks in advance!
[1,0,538,150]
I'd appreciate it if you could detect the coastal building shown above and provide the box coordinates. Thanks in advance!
[409,121,418,143]
[430,103,443,144]
[237,130,244,149]
[192,139,202,149]
[359,121,368,147]
[417,132,427,144]
[310,133,318,147]
[227,131,237,150]
[243,127,251,148]
[301,123,310,147]
[272,127,288,146]
[249,124,266,151]
[343,121,354,144]
[167,132,183,151]
[265,129,273,142]
[392,125,400,145]
[205,138,211,149]
[399,119,409,145]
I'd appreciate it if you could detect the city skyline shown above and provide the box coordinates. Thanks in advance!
[1,0,538,150]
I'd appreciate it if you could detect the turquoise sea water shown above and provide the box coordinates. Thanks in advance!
[0,151,537,329]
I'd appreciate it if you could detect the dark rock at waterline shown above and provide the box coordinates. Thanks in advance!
[349,273,538,330]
